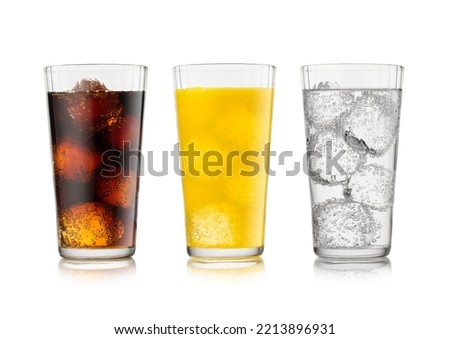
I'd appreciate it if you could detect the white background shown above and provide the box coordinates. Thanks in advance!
[1,0,448,337]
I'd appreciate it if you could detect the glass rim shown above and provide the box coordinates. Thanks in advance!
[173,63,276,70]
[44,63,148,72]
[301,63,404,71]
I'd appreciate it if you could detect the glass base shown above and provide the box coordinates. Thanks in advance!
[59,247,135,259]
[314,246,390,259]
[188,247,263,260]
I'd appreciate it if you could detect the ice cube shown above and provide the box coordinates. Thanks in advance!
[187,203,237,247]
[72,79,107,92]
[347,164,395,211]
[65,79,123,132]
[104,115,141,150]
[343,130,374,155]
[339,90,401,156]
[215,100,270,151]
[307,129,366,186]
[312,199,381,248]
[179,135,227,180]
[59,202,124,247]
[96,169,137,208]
[53,140,100,183]
[304,89,355,129]
[224,172,266,208]
[316,81,340,89]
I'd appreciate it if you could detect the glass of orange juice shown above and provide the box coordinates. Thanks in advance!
[174,64,276,259]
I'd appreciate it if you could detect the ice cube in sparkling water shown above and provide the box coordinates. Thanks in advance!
[347,164,395,211]
[340,90,401,156]
[316,81,340,89]
[187,203,237,247]
[307,129,365,185]
[304,89,355,129]
[313,199,381,248]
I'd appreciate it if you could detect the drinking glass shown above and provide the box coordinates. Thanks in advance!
[302,63,404,258]
[45,64,147,259]
[174,63,275,259]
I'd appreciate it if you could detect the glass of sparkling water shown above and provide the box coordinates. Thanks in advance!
[301,64,404,259]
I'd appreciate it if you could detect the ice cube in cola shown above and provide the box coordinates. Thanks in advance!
[48,79,144,250]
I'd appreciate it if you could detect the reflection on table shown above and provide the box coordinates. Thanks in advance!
[58,258,137,283]
[313,257,392,282]
[187,257,265,282]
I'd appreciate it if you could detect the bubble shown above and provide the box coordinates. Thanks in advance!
[312,199,381,248]
[347,164,395,211]
[304,89,355,129]
[307,129,365,186]
[59,202,124,247]
[187,203,237,247]
[340,90,401,156]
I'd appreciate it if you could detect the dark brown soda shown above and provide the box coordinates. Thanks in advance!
[48,87,144,249]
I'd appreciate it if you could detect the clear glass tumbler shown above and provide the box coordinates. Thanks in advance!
[174,63,276,259]
[45,64,147,259]
[301,64,404,258]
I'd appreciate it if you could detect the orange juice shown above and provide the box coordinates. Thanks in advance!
[176,87,274,251]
